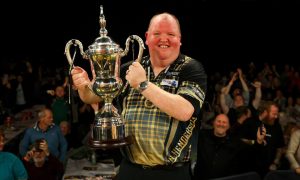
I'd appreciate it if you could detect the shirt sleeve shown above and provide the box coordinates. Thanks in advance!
[12,154,28,180]
[19,129,31,157]
[177,59,207,116]
[286,130,300,169]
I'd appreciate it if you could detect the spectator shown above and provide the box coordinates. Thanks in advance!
[286,128,300,174]
[0,129,28,180]
[22,138,64,180]
[19,108,68,162]
[51,85,70,125]
[60,121,81,151]
[239,101,285,178]
[223,68,250,108]
[193,113,265,180]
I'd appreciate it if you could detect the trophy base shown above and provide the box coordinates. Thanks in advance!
[88,136,133,150]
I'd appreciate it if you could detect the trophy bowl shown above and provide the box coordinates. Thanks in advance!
[65,5,144,149]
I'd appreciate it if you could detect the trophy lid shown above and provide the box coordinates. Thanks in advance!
[87,5,121,55]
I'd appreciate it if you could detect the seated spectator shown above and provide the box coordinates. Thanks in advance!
[19,108,68,162]
[193,114,265,180]
[60,121,81,151]
[0,129,28,180]
[22,138,64,180]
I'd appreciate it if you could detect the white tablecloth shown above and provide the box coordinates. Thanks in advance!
[63,158,116,180]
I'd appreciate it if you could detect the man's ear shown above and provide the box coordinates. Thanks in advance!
[145,32,149,45]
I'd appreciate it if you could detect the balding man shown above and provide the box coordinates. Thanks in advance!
[19,108,67,162]
[194,113,265,180]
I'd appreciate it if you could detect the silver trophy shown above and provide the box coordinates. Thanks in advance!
[65,5,145,149]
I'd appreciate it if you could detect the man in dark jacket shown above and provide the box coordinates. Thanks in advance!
[194,114,265,180]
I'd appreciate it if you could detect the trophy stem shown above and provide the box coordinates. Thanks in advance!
[88,99,132,149]
[101,99,114,118]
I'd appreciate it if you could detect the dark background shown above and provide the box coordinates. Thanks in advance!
[1,0,300,72]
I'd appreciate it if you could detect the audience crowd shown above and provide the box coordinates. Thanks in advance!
[0,59,300,179]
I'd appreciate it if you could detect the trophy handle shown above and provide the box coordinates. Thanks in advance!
[64,39,87,66]
[121,35,145,62]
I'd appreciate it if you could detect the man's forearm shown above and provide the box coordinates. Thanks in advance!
[141,82,194,121]
[78,85,101,104]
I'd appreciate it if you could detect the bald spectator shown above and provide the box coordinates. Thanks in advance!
[194,113,265,180]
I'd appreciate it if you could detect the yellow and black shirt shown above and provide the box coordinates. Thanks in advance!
[118,54,207,166]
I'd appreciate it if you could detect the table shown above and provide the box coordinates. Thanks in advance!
[2,105,46,144]
[2,117,36,145]
[63,158,116,180]
[1,105,45,154]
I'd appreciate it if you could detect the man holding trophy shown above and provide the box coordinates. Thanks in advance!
[70,11,207,180]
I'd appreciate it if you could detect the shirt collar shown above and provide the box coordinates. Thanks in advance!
[33,122,55,132]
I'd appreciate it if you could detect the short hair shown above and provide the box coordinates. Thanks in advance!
[148,12,181,34]
[257,101,278,114]
[37,108,51,119]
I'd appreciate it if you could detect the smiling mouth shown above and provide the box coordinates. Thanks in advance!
[159,45,169,48]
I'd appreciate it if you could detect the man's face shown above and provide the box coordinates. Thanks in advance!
[213,114,230,137]
[55,86,65,98]
[145,14,181,63]
[41,110,53,126]
[60,123,69,136]
[266,105,279,125]
[234,95,244,107]
[32,148,46,164]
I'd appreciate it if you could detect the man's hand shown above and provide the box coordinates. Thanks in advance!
[40,139,50,156]
[125,62,147,89]
[256,126,266,145]
[71,66,91,90]
[24,150,34,162]
[252,81,261,88]
[229,72,238,85]
[269,163,278,171]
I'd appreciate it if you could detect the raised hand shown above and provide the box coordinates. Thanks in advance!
[39,139,50,156]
